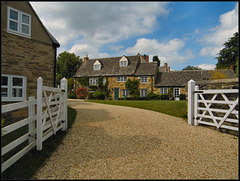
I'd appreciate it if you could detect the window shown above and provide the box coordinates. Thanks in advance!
[173,88,180,98]
[1,74,26,101]
[117,76,127,82]
[120,61,128,67]
[93,60,101,70]
[94,64,100,70]
[7,6,31,37]
[160,88,168,94]
[119,56,128,67]
[89,78,98,86]
[122,89,129,98]
[140,76,148,83]
[140,89,148,97]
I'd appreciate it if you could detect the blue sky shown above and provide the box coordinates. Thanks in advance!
[30,1,238,70]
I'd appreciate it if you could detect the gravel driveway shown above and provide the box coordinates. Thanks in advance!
[33,99,238,179]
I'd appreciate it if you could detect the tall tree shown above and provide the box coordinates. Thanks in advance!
[182,65,202,70]
[215,32,239,72]
[152,55,160,66]
[56,51,82,85]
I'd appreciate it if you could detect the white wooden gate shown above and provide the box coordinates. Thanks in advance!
[1,77,67,172]
[188,79,239,131]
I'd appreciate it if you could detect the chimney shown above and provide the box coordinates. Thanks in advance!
[142,54,149,62]
[168,67,170,72]
[164,63,168,69]
[84,55,89,62]
[230,64,234,71]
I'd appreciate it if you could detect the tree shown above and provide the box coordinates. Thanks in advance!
[182,65,202,70]
[125,79,140,99]
[56,51,82,85]
[152,55,160,66]
[216,32,239,72]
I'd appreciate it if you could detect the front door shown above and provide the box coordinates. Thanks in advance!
[114,88,119,100]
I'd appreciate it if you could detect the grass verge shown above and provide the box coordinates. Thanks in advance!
[1,106,77,180]
[86,100,187,119]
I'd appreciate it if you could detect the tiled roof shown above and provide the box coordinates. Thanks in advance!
[155,70,235,87]
[74,54,158,77]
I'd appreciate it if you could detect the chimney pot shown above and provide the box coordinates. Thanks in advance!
[84,55,89,62]
[164,63,168,69]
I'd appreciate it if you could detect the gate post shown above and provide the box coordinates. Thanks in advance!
[28,96,35,145]
[61,78,68,131]
[37,77,43,151]
[188,79,195,125]
[194,85,199,126]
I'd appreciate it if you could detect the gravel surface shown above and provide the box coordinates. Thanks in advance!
[33,99,238,179]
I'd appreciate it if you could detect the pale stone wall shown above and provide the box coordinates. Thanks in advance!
[1,31,55,99]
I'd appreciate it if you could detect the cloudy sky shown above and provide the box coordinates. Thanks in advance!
[30,1,238,70]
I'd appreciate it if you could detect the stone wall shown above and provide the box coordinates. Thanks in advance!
[1,31,55,99]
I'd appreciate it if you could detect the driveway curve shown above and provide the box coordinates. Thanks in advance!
[33,99,238,179]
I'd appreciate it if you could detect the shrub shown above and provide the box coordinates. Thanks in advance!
[68,93,77,99]
[76,87,88,99]
[87,92,94,99]
[159,94,169,100]
[93,92,105,100]
[147,92,159,100]
[180,94,186,100]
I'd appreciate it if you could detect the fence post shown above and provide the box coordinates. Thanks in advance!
[188,79,195,125]
[28,96,36,145]
[61,77,68,131]
[194,85,199,126]
[37,77,43,151]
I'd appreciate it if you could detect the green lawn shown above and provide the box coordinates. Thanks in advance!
[86,100,187,119]
[1,106,77,180]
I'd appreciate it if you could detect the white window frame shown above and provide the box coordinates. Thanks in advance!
[140,76,148,83]
[160,87,168,94]
[89,78,98,86]
[122,89,129,98]
[7,6,31,38]
[173,88,180,98]
[119,56,128,67]
[117,76,127,82]
[2,74,27,102]
[140,89,148,97]
[93,60,101,71]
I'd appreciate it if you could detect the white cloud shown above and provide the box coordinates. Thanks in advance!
[30,2,169,57]
[69,43,109,58]
[125,38,194,65]
[197,64,216,70]
[199,3,238,57]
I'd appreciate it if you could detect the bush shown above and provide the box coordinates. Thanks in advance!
[87,92,94,99]
[68,93,77,99]
[147,92,159,100]
[93,92,105,100]
[76,87,88,99]
[180,94,186,100]
[159,94,169,100]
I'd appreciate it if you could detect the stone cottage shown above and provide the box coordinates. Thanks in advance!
[74,53,235,100]
[1,1,60,103]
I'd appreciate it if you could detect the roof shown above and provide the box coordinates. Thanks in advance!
[75,55,157,77]
[135,62,158,76]
[28,2,60,47]
[155,69,235,87]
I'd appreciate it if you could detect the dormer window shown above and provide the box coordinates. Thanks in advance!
[119,56,128,67]
[7,6,31,38]
[93,60,101,70]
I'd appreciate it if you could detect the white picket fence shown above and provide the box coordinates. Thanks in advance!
[188,79,239,131]
[1,77,67,172]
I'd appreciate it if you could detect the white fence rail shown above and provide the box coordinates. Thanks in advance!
[1,77,67,172]
[188,79,239,131]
